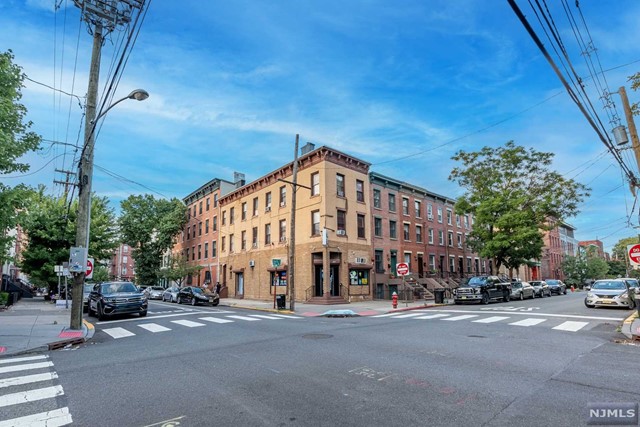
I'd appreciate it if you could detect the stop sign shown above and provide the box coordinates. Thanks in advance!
[86,258,94,279]
[628,244,640,265]
[396,262,410,276]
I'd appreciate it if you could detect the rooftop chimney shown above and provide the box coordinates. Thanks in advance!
[300,142,315,156]
[233,172,246,188]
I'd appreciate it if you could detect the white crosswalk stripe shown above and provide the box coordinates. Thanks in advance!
[264,314,303,319]
[0,355,72,426]
[393,313,430,319]
[226,315,260,321]
[103,327,136,339]
[248,314,284,320]
[510,318,547,327]
[171,319,205,328]
[472,316,510,324]
[415,314,451,320]
[138,323,171,333]
[552,321,589,332]
[442,315,479,321]
[199,316,234,324]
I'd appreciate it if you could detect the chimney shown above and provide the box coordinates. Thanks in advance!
[233,172,246,188]
[300,142,315,156]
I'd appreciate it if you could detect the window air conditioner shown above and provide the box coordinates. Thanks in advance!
[265,206,271,212]
[355,257,366,264]
[249,260,255,267]
[336,230,346,236]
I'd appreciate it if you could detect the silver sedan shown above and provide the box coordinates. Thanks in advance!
[511,281,535,300]
[584,280,634,309]
[162,286,180,303]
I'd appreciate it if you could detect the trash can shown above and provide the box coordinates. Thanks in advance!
[276,294,286,310]
[434,288,445,304]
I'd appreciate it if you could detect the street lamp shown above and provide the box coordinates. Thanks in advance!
[69,88,149,330]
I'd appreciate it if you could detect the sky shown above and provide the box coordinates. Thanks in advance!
[1,0,640,253]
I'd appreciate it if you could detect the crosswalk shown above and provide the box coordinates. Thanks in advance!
[371,310,594,332]
[100,312,302,339]
[0,354,72,426]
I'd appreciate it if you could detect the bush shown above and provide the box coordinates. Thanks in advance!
[0,292,8,306]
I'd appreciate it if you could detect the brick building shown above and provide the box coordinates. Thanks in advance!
[540,221,577,280]
[109,243,136,281]
[578,240,605,259]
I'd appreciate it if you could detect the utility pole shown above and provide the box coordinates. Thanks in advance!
[69,0,143,330]
[619,86,640,173]
[287,135,299,311]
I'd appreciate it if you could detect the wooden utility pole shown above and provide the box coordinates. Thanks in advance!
[287,135,299,311]
[619,86,640,173]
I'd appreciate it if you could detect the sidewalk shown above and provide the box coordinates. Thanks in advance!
[0,297,93,358]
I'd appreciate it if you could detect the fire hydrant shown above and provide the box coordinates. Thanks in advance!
[392,291,398,309]
[570,285,575,292]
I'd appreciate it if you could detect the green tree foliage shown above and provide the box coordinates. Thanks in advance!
[158,254,202,287]
[607,260,628,278]
[20,187,118,289]
[629,72,639,115]
[0,50,41,266]
[90,265,110,283]
[562,246,609,287]
[611,236,639,261]
[449,141,589,275]
[119,195,187,287]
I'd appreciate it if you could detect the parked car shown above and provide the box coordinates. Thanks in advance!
[87,281,148,320]
[511,281,535,300]
[545,279,567,295]
[529,280,551,298]
[162,286,180,303]
[584,279,635,309]
[177,286,220,306]
[82,283,94,312]
[145,286,165,300]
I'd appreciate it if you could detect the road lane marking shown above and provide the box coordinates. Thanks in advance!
[0,385,64,408]
[442,315,479,321]
[424,309,624,321]
[102,327,136,339]
[138,323,171,333]
[0,355,48,365]
[266,314,303,319]
[248,315,284,320]
[510,318,547,327]
[393,313,430,319]
[0,362,54,375]
[472,316,511,323]
[226,315,260,321]
[171,319,205,328]
[0,372,58,389]
[414,314,451,320]
[0,407,72,427]
[199,317,234,324]
[552,321,589,332]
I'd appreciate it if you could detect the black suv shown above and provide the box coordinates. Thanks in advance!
[177,286,220,306]
[87,281,148,320]
[453,276,512,304]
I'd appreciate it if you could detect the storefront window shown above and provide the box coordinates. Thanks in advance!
[271,271,287,288]
[349,269,369,286]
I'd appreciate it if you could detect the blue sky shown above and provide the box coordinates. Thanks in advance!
[2,0,640,253]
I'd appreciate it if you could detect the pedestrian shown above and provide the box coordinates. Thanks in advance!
[215,282,221,295]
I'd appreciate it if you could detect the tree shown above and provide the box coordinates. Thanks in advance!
[159,254,202,287]
[449,141,589,276]
[607,260,627,278]
[90,265,110,283]
[119,195,187,287]
[0,50,41,266]
[629,72,639,116]
[20,186,118,290]
[611,236,639,261]
[562,246,608,287]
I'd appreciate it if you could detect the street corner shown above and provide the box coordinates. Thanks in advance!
[320,309,360,318]
[620,310,639,340]
[83,319,95,340]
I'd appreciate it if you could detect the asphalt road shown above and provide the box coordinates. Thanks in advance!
[1,293,637,427]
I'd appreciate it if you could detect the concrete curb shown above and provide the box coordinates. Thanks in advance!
[621,311,639,339]
[219,302,295,315]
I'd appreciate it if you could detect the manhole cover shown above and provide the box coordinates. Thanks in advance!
[302,333,333,340]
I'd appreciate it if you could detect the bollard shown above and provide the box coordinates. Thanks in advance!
[392,291,398,309]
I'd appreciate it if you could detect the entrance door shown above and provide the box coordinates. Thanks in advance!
[314,265,340,297]
[390,252,397,276]
[417,255,424,277]
[236,273,244,296]
[330,265,340,297]
[314,265,323,297]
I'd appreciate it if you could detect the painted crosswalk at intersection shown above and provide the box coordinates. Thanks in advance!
[0,354,72,427]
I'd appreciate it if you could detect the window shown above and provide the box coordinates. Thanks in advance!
[241,202,247,221]
[375,250,384,273]
[337,210,346,233]
[221,237,225,252]
[448,231,454,247]
[122,256,128,263]
[449,256,456,273]
[457,233,463,248]
[204,242,209,258]
[222,210,226,225]
[389,220,397,239]
[464,216,469,229]
[446,209,452,225]
[123,245,128,253]
[438,230,444,245]
[437,207,443,223]
[374,217,382,237]
[373,189,381,209]
[428,228,434,244]
[206,198,210,211]
[213,216,217,231]
[429,254,436,271]
[187,226,190,240]
[199,201,203,215]
[416,225,423,243]
[456,214,460,227]
[356,180,364,202]
[311,210,320,235]
[336,174,345,197]
[311,172,320,196]
[279,186,286,207]
[402,198,409,215]
[198,245,202,260]
[415,200,421,218]
[205,219,209,234]
[388,193,396,212]
[467,257,472,273]
[212,241,217,258]
[252,227,258,248]
[185,248,189,260]
[241,231,246,250]
[198,222,202,236]
[253,197,259,216]
[193,206,197,217]
[265,223,271,245]
[404,253,411,265]
[188,208,191,220]
[229,234,235,252]
[357,214,365,238]
[192,246,195,260]
[122,267,127,275]
[427,203,433,219]
[214,194,218,207]
[403,223,410,240]
[265,192,272,211]
[349,269,369,286]
[230,207,235,225]
[279,220,286,242]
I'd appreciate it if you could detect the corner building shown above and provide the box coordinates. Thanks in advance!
[218,144,373,303]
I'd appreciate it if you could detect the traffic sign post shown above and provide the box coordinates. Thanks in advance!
[628,244,640,266]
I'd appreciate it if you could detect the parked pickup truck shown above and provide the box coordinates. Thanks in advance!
[453,276,512,305]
